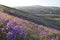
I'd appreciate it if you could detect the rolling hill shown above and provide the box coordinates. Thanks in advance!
[0,4,60,40]
[0,5,60,30]
[15,5,60,30]
[15,5,60,14]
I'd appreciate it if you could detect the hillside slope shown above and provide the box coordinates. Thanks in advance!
[0,10,60,40]
[0,5,60,30]
[0,4,60,40]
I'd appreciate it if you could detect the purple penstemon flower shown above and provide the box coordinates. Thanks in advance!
[4,18,9,23]
[6,24,27,40]
[1,28,5,31]
[6,20,16,28]
[40,31,48,36]
[7,32,13,38]
[7,31,16,40]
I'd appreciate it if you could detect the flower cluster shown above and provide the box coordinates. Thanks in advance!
[0,18,28,40]
[0,16,59,40]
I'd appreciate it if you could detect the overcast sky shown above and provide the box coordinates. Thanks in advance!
[0,0,60,7]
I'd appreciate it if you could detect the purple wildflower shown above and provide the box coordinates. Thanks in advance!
[1,28,5,32]
[7,32,16,40]
[6,20,16,28]
[40,31,48,36]
[4,19,9,23]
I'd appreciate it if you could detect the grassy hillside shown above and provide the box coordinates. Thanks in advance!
[0,4,60,40]
[0,5,60,30]
[0,9,60,40]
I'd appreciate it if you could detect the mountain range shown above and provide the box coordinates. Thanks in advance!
[15,5,60,14]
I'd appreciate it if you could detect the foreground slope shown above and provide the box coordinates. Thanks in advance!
[0,9,60,40]
[0,4,60,40]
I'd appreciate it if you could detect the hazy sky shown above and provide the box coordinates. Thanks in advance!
[0,0,60,7]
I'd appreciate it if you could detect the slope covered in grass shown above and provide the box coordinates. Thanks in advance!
[0,10,60,40]
[15,6,60,30]
[0,5,60,30]
[0,4,60,40]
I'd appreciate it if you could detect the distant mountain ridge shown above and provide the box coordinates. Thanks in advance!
[15,5,60,14]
